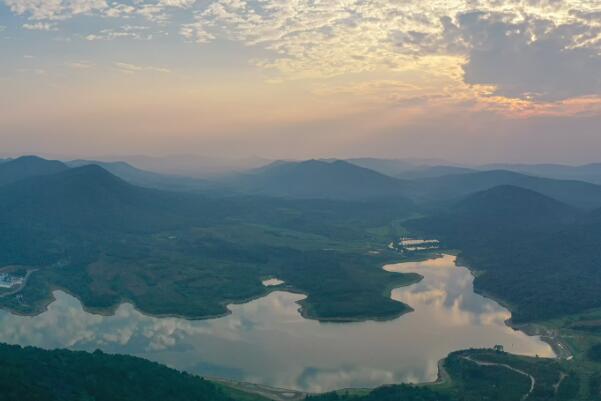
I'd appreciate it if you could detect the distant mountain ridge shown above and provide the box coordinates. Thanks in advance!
[66,159,215,192]
[228,159,410,200]
[408,184,579,239]
[0,164,207,232]
[480,163,601,184]
[410,169,601,209]
[346,157,454,177]
[406,183,601,322]
[0,155,68,186]
[453,185,579,229]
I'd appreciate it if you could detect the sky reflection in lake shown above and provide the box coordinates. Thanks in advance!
[0,255,553,392]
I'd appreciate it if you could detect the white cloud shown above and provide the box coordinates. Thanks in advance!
[113,61,171,73]
[168,0,601,101]
[85,25,152,41]
[159,0,196,8]
[4,0,107,20]
[135,3,169,23]
[104,3,137,18]
[66,60,95,69]
[23,22,58,31]
[3,0,601,103]
[180,19,214,43]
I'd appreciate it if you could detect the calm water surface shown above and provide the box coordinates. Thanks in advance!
[0,254,553,392]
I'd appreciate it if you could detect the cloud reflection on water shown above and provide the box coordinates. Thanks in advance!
[0,254,553,392]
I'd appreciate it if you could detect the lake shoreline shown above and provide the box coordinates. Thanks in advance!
[454,252,571,360]
[0,249,558,395]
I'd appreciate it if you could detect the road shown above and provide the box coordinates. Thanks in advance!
[211,377,307,401]
[461,356,535,401]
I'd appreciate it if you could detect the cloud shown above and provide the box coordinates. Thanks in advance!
[448,11,601,101]
[159,0,196,8]
[103,3,137,18]
[3,0,601,106]
[180,19,214,43]
[113,61,171,74]
[4,0,108,20]
[66,60,95,69]
[175,0,600,85]
[85,25,152,41]
[23,22,58,31]
[3,0,167,23]
[135,3,169,23]
[17,67,47,75]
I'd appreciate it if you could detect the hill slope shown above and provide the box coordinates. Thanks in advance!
[0,343,236,401]
[396,165,475,180]
[66,159,215,192]
[0,164,206,232]
[231,159,409,200]
[412,170,601,209]
[407,185,601,322]
[345,157,451,177]
[482,163,601,184]
[452,185,578,229]
[0,158,420,322]
[0,155,68,186]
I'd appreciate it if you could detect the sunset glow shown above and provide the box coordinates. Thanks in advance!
[2,0,601,162]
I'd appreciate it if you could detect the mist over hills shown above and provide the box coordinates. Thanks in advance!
[0,156,69,186]
[223,157,601,209]
[6,154,601,211]
[66,159,216,192]
[481,163,601,184]
[3,154,601,324]
[97,154,271,177]
[343,158,475,180]
[452,185,579,229]
[408,185,581,242]
[224,159,411,201]
[0,164,210,233]
[408,169,601,210]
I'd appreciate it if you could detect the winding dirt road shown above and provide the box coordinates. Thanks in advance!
[461,356,535,401]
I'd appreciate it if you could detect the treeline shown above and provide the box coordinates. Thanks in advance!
[0,343,234,401]
[306,385,455,401]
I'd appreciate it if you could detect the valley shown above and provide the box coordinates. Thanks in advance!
[1,156,601,400]
[5,3,601,398]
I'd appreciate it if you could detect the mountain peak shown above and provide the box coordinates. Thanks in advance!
[455,184,578,227]
[0,155,68,186]
[232,158,409,200]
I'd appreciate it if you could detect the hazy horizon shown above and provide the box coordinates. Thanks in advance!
[2,0,601,164]
[4,152,601,169]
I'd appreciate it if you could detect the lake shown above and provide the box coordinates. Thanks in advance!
[0,254,553,393]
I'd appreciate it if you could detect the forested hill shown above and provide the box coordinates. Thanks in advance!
[0,155,68,186]
[0,158,420,322]
[0,164,212,233]
[407,185,601,322]
[227,159,410,200]
[444,185,578,231]
[0,343,236,401]
[409,169,601,209]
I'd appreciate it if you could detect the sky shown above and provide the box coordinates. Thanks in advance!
[1,0,601,164]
